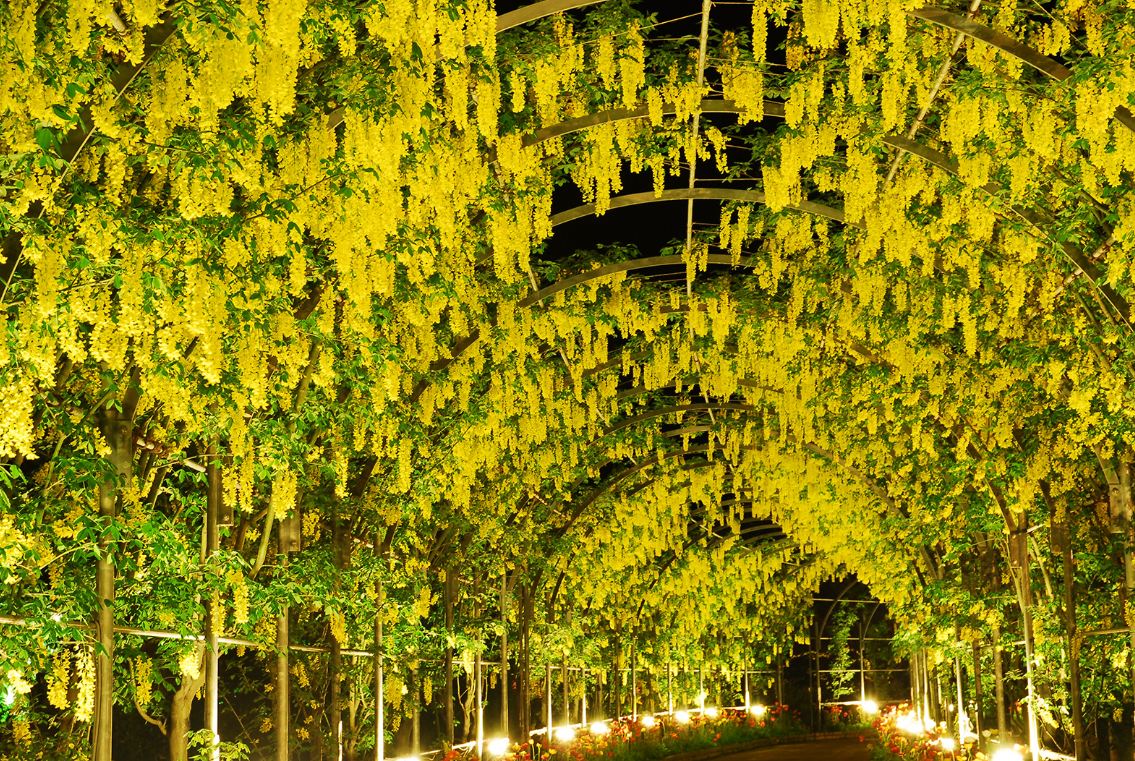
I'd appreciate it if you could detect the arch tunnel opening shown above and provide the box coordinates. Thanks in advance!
[1,0,1134,760]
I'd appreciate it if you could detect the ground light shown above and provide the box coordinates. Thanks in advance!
[859,700,879,716]
[589,721,609,735]
[673,710,691,724]
[940,738,956,752]
[640,716,657,728]
[749,704,767,718]
[895,712,924,735]
[991,747,1024,761]
[704,707,720,719]
[553,727,576,743]
[487,738,510,757]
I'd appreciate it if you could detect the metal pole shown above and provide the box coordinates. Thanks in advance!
[954,653,967,744]
[276,553,290,761]
[776,656,784,706]
[582,670,588,725]
[698,666,704,712]
[562,655,569,726]
[205,449,222,761]
[476,646,484,759]
[631,646,637,720]
[500,573,509,738]
[744,669,750,712]
[667,663,673,714]
[375,568,384,761]
[859,617,867,702]
[546,663,553,734]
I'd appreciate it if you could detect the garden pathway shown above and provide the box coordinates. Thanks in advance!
[720,736,872,761]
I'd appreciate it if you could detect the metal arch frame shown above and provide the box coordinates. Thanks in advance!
[413,71,1118,404]
[882,135,1130,325]
[410,252,757,401]
[550,187,849,228]
[495,0,1135,135]
[540,386,942,583]
[602,402,757,437]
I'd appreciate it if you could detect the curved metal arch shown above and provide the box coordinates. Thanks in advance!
[521,98,773,149]
[410,252,756,400]
[550,187,850,228]
[545,386,942,581]
[496,0,1135,134]
[883,134,1130,325]
[496,0,604,32]
[603,402,757,437]
[517,252,755,307]
[910,8,1135,133]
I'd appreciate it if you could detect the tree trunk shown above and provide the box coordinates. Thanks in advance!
[500,572,509,738]
[1056,514,1085,760]
[445,566,455,745]
[94,407,132,761]
[169,644,207,761]
[993,627,1007,738]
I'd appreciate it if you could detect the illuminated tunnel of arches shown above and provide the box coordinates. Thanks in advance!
[0,0,1133,760]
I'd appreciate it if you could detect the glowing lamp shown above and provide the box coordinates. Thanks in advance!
[859,700,879,715]
[750,704,767,718]
[553,727,576,743]
[673,710,691,724]
[895,712,923,735]
[640,716,657,728]
[991,747,1024,761]
[704,707,720,719]
[487,738,510,757]
[590,722,609,735]
[940,738,956,753]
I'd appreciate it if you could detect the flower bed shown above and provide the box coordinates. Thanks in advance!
[506,706,808,761]
[867,705,1022,761]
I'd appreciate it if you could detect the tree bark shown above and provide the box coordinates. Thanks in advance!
[94,407,131,761]
[169,644,207,761]
[992,628,1008,738]
[445,566,455,745]
[500,572,509,738]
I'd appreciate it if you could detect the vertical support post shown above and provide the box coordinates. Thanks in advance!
[631,646,637,721]
[374,561,384,761]
[562,656,569,726]
[970,643,984,747]
[666,663,673,714]
[859,616,867,702]
[330,505,343,761]
[500,572,509,738]
[545,663,553,735]
[411,664,421,755]
[776,655,784,706]
[276,552,290,761]
[954,653,967,744]
[205,447,223,761]
[475,646,484,759]
[582,671,588,726]
[698,666,704,713]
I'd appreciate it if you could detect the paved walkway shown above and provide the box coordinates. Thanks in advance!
[720,737,872,761]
